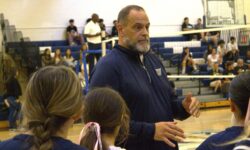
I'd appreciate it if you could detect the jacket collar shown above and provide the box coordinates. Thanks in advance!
[114,44,150,60]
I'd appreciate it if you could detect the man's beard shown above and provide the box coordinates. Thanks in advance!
[123,36,150,54]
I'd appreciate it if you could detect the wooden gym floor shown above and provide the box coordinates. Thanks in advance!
[0,107,232,150]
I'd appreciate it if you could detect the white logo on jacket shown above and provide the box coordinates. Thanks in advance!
[155,68,162,76]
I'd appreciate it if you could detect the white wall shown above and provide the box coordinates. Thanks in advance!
[0,0,204,41]
[245,0,250,24]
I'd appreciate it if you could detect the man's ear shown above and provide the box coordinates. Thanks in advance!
[117,23,124,36]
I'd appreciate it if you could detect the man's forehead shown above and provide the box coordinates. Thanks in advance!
[127,10,150,24]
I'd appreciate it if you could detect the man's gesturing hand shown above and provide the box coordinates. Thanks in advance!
[154,122,185,148]
[182,93,200,117]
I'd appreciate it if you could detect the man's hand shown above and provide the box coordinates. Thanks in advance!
[182,93,200,117]
[154,122,185,148]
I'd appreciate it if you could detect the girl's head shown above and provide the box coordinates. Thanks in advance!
[229,72,250,121]
[79,87,130,150]
[22,66,83,150]
[55,49,61,57]
[211,48,217,55]
[230,36,236,43]
[218,40,225,47]
[65,49,72,57]
[183,47,189,54]
[184,17,189,24]
[44,48,51,56]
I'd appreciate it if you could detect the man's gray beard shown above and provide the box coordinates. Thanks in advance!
[123,36,150,54]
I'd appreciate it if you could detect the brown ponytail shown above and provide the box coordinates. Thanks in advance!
[22,66,83,150]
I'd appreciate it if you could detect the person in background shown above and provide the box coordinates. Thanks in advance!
[221,61,236,98]
[53,48,64,65]
[244,49,250,70]
[0,66,87,150]
[198,72,250,150]
[90,5,200,150]
[194,18,203,40]
[111,20,118,37]
[234,58,248,75]
[181,17,194,40]
[217,40,226,57]
[79,87,130,150]
[227,36,239,52]
[3,67,22,130]
[64,48,75,68]
[207,48,222,70]
[66,19,84,46]
[223,48,239,64]
[84,13,102,75]
[208,62,223,93]
[194,18,203,29]
[204,44,213,63]
[99,18,108,40]
[181,47,197,74]
[41,48,53,67]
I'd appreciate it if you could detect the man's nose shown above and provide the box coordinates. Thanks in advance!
[141,27,149,36]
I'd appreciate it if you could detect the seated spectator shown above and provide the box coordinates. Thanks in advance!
[66,19,84,46]
[222,61,236,98]
[244,49,250,70]
[64,49,75,68]
[209,62,223,93]
[234,59,248,75]
[41,48,53,67]
[181,17,194,40]
[111,20,118,37]
[201,31,220,46]
[0,66,87,150]
[223,49,239,64]
[194,18,203,40]
[78,64,86,89]
[3,67,21,130]
[79,87,129,150]
[227,36,239,52]
[194,18,203,29]
[53,48,64,65]
[198,72,250,150]
[181,47,197,74]
[207,48,222,70]
[204,44,213,63]
[217,40,226,57]
[224,61,236,76]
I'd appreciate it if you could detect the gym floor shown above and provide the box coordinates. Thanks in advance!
[0,107,231,150]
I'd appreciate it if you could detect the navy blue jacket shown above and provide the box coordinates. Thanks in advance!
[89,45,190,150]
[234,138,250,150]
[0,134,87,150]
[197,126,244,150]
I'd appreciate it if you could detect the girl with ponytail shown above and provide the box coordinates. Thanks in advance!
[198,72,250,150]
[79,87,130,150]
[0,66,87,150]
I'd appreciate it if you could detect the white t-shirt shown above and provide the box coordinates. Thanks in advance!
[109,146,126,150]
[84,20,101,44]
[227,42,238,52]
[207,54,220,67]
